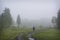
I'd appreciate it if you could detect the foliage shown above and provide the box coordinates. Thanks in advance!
[57,9,60,29]
[0,26,32,40]
[52,16,57,24]
[16,14,21,27]
[33,29,60,40]
[0,8,12,28]
[0,8,12,37]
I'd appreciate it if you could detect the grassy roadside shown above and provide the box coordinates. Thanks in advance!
[1,26,60,40]
[0,26,32,40]
[33,29,60,40]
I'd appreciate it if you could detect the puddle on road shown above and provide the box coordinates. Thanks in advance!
[28,38,35,40]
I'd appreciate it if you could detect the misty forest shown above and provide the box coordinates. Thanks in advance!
[0,0,60,40]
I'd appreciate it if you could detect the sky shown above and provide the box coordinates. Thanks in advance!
[0,0,60,21]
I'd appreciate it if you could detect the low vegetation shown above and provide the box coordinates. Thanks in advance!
[33,29,60,40]
[0,26,32,40]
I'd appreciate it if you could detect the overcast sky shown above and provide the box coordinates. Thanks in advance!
[0,0,60,21]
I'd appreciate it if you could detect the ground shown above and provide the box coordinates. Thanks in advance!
[33,29,60,40]
[0,26,60,40]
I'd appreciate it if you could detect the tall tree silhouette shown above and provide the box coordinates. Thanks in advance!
[57,9,60,29]
[0,8,12,36]
[0,8,12,28]
[17,14,21,27]
[52,16,57,28]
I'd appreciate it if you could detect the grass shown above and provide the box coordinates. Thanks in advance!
[0,26,32,40]
[1,26,60,40]
[33,29,60,40]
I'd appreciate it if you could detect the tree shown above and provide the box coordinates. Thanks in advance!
[52,16,57,28]
[0,14,4,31]
[2,8,12,27]
[57,9,60,29]
[17,14,21,27]
[0,8,12,31]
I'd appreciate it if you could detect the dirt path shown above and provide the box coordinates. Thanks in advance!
[28,32,35,40]
[15,33,24,40]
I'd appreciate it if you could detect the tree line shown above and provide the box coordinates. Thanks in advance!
[52,9,60,30]
[0,7,60,35]
[0,8,21,35]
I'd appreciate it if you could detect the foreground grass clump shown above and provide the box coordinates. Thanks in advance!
[33,29,60,40]
[0,26,32,40]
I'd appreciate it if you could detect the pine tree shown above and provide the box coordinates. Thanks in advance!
[0,8,12,36]
[17,14,21,27]
[52,16,57,28]
[0,8,12,30]
[3,8,12,27]
[57,9,60,29]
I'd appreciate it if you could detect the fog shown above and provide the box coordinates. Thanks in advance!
[0,0,60,40]
[0,0,60,26]
[1,0,59,21]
